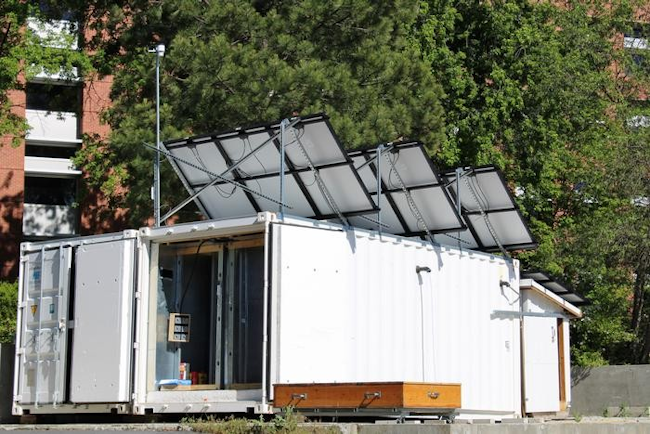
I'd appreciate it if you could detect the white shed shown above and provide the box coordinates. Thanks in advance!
[519,273,584,416]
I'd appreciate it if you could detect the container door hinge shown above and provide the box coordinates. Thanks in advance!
[67,320,75,329]
[14,395,22,401]
[18,301,27,309]
[133,342,139,349]
[16,348,25,355]
[135,291,142,299]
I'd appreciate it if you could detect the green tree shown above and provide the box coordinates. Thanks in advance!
[413,0,649,364]
[74,0,447,225]
[1,1,32,146]
[73,0,650,364]
[0,281,17,343]
[0,1,96,146]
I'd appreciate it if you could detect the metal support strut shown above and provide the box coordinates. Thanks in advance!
[155,117,301,223]
[279,119,288,216]
[143,143,292,220]
[376,144,383,236]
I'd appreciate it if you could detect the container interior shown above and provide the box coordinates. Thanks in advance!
[153,234,265,391]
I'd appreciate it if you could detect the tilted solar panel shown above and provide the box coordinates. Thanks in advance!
[437,166,537,252]
[162,114,378,224]
[347,142,465,237]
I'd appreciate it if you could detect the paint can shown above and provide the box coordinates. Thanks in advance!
[179,362,189,380]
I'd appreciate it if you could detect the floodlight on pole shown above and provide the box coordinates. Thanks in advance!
[149,43,165,227]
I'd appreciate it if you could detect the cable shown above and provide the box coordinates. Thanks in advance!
[190,144,236,198]
[248,136,267,174]
[232,136,248,162]
[237,166,263,197]
[469,173,490,211]
[178,239,208,312]
[387,151,400,190]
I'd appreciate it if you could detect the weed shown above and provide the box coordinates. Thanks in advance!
[617,404,630,418]
[182,407,337,434]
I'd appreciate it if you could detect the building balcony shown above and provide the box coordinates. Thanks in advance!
[26,18,78,50]
[624,37,648,50]
[22,203,78,237]
[31,66,80,83]
[24,156,81,177]
[26,109,79,143]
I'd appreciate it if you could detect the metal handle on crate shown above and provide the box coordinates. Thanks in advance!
[291,393,307,400]
[364,391,382,400]
[428,391,440,399]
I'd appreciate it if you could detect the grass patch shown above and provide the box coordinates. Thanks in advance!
[183,407,339,434]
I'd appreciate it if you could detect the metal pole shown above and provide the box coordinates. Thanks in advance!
[279,119,288,216]
[376,144,383,236]
[150,44,165,227]
[455,167,462,249]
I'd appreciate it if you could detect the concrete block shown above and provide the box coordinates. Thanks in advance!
[500,418,528,424]
[572,365,650,416]
[471,419,496,424]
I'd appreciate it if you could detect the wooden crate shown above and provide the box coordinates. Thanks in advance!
[273,382,461,410]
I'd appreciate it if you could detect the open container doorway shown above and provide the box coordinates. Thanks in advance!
[154,236,265,392]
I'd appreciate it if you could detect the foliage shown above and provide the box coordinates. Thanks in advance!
[0,1,95,146]
[413,0,650,364]
[70,0,649,364]
[73,0,446,226]
[0,281,18,344]
[0,1,31,146]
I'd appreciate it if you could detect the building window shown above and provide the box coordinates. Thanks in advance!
[26,82,81,113]
[624,24,649,45]
[24,176,77,206]
[34,0,77,22]
[25,144,77,158]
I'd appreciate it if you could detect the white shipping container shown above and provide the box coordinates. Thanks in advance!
[13,213,577,420]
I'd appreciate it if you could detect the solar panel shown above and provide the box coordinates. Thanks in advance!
[521,271,589,306]
[162,114,378,223]
[347,142,465,237]
[436,166,537,252]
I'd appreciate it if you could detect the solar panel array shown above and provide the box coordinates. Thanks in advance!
[164,114,377,223]
[163,114,536,253]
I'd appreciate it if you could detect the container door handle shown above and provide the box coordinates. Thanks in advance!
[364,391,382,400]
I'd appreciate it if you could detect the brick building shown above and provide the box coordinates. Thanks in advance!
[0,16,122,279]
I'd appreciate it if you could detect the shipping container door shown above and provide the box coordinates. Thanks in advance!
[18,246,72,406]
[523,316,560,413]
[69,239,136,403]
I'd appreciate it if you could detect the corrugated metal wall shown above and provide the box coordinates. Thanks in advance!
[272,223,521,417]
